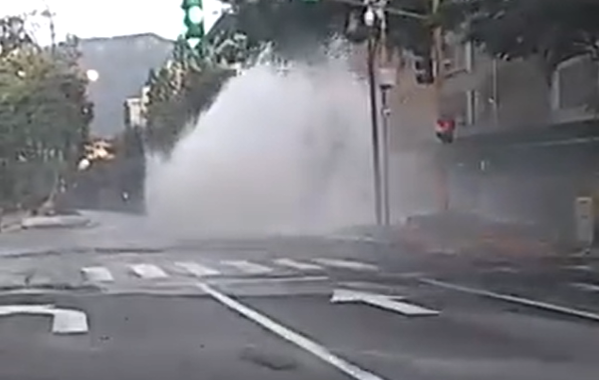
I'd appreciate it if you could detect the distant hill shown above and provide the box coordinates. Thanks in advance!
[78,33,174,137]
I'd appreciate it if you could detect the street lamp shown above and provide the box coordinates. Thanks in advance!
[86,69,99,82]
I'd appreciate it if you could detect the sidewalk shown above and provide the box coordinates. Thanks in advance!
[0,210,28,232]
[393,212,569,260]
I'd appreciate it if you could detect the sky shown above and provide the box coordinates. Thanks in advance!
[1,0,226,44]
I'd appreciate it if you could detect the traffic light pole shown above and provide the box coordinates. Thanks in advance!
[431,0,450,212]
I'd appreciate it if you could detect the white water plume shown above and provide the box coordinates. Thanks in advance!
[145,54,375,238]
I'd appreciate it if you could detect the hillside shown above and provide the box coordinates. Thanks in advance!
[78,33,173,137]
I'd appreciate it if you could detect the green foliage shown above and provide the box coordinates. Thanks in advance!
[221,0,352,59]
[458,0,599,77]
[218,0,599,76]
[217,0,462,58]
[144,62,235,155]
[114,126,145,206]
[0,15,93,209]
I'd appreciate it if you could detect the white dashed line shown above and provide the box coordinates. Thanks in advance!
[81,266,114,282]
[274,258,323,271]
[222,260,273,274]
[175,262,221,277]
[313,258,378,271]
[332,289,440,317]
[129,264,168,279]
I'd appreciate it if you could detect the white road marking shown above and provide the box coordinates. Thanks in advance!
[129,264,168,279]
[198,283,388,380]
[175,262,221,277]
[81,266,114,282]
[422,278,599,322]
[337,281,409,295]
[274,258,323,271]
[0,304,88,334]
[313,258,378,271]
[327,235,378,243]
[565,265,595,272]
[572,282,599,292]
[210,276,329,285]
[331,289,439,317]
[222,260,273,274]
[490,266,518,274]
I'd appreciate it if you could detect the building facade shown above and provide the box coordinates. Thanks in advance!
[350,35,599,235]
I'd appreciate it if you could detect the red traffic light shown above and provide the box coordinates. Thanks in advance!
[435,119,455,144]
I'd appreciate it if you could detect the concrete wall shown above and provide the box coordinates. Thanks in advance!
[446,137,599,240]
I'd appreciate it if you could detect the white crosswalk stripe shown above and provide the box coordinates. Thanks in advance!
[313,258,378,271]
[81,266,114,283]
[74,256,381,285]
[175,262,221,277]
[129,264,169,279]
[274,258,323,271]
[221,260,273,274]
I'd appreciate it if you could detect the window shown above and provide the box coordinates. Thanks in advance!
[555,55,598,110]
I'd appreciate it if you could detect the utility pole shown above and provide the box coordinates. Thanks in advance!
[431,0,450,212]
[364,3,383,226]
[375,0,394,226]
[361,0,427,225]
[41,7,56,55]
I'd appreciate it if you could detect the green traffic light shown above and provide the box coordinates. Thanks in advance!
[184,7,204,27]
[181,0,202,10]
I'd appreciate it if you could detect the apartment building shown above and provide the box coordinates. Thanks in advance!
[349,34,599,228]
[378,32,599,150]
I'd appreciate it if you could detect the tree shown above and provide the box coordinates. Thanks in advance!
[0,14,93,211]
[144,60,235,155]
[456,0,599,80]
[217,0,467,59]
[221,0,349,59]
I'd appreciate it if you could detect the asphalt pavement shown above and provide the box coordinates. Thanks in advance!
[0,293,348,380]
[0,211,598,380]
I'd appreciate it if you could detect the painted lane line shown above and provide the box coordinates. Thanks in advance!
[565,265,595,272]
[274,258,323,271]
[222,260,273,274]
[129,264,168,279]
[326,235,378,243]
[51,309,89,334]
[81,266,114,282]
[313,258,378,271]
[0,304,88,334]
[209,276,329,286]
[198,283,388,380]
[572,282,599,292]
[422,278,599,323]
[490,266,518,274]
[175,262,221,277]
[331,289,439,317]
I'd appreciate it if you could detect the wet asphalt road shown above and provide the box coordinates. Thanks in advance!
[0,211,598,380]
